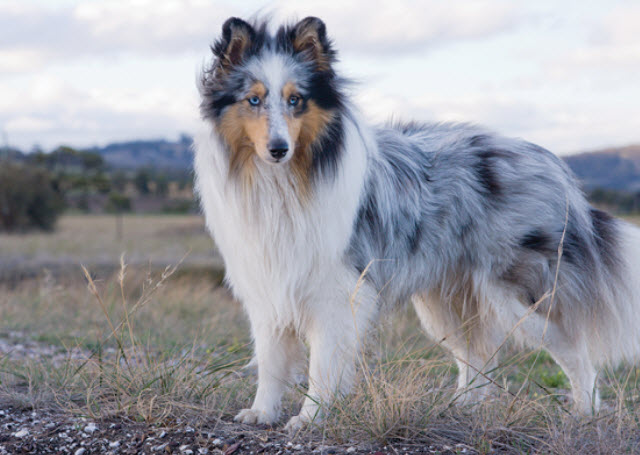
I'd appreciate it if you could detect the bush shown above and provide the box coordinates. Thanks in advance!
[161,198,196,214]
[0,161,64,231]
[105,192,132,213]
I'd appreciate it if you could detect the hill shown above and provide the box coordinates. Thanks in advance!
[1,136,194,173]
[564,144,640,191]
[82,139,640,191]
[87,134,194,172]
[4,138,640,191]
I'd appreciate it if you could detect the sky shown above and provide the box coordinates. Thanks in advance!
[1,0,639,155]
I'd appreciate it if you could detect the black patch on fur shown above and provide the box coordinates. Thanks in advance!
[307,72,343,111]
[520,229,552,252]
[519,222,589,268]
[559,215,590,267]
[350,186,383,275]
[474,150,502,197]
[209,94,236,117]
[407,222,422,255]
[310,115,344,181]
[590,208,619,269]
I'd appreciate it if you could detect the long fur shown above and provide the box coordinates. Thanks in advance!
[194,17,640,427]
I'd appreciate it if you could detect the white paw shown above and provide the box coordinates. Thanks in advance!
[284,414,310,433]
[233,408,277,425]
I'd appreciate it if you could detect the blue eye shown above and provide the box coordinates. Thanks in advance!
[248,96,260,106]
[288,95,300,106]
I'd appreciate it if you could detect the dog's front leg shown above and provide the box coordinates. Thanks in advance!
[285,291,375,432]
[235,322,303,425]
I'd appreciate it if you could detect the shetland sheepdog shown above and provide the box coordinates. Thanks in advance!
[194,16,640,431]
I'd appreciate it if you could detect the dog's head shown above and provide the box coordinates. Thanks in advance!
[200,17,343,178]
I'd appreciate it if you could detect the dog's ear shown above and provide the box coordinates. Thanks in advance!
[290,17,333,71]
[213,17,255,70]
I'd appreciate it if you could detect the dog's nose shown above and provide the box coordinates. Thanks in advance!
[268,139,288,160]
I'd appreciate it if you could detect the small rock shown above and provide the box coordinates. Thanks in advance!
[212,438,222,446]
[293,444,303,451]
[159,430,167,438]
[13,429,29,438]
[109,441,121,448]
[346,448,356,454]
[74,449,86,455]
[83,423,98,434]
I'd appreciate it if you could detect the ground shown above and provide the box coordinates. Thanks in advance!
[1,215,640,454]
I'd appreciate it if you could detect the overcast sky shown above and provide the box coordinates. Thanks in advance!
[1,0,639,155]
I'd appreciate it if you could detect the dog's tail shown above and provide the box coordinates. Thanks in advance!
[589,218,640,366]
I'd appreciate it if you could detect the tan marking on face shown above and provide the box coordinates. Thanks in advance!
[248,81,267,99]
[216,81,270,186]
[216,80,334,202]
[288,96,335,201]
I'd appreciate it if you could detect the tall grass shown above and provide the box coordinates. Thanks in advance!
[0,259,253,423]
[1,260,640,453]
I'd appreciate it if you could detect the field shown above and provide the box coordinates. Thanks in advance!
[1,215,640,454]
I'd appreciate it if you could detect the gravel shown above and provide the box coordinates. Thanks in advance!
[0,406,471,454]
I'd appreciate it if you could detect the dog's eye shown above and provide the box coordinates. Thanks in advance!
[247,96,261,106]
[288,95,300,107]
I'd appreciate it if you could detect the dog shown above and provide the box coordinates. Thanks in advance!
[194,16,640,431]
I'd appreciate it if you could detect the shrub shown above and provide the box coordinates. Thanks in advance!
[0,160,64,231]
[105,191,132,213]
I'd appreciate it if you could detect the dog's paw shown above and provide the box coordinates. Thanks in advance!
[233,408,277,425]
[284,414,311,433]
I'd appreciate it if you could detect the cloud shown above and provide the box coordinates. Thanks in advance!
[0,0,525,73]
[0,0,237,71]
[550,4,640,74]
[275,0,525,55]
[591,4,640,47]
[0,75,199,149]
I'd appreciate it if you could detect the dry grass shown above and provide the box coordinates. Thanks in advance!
[2,263,640,453]
[2,215,640,452]
[0,261,253,423]
[0,214,221,270]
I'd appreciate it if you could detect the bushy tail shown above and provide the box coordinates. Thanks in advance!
[590,220,640,366]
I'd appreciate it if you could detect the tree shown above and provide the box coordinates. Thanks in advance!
[134,169,151,194]
[105,192,132,240]
[0,161,64,231]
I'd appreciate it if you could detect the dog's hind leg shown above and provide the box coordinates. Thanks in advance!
[234,324,305,425]
[412,292,499,405]
[489,285,600,414]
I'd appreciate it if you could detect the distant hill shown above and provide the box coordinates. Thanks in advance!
[86,134,194,172]
[5,137,640,192]
[86,138,640,191]
[564,144,640,191]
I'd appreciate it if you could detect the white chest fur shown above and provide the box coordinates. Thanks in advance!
[194,116,371,329]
